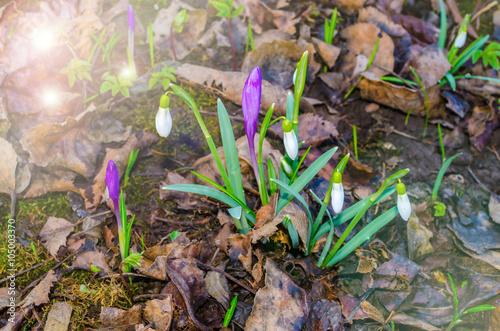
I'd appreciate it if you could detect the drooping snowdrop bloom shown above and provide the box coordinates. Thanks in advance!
[282,119,298,160]
[396,181,411,221]
[331,171,344,214]
[156,95,172,138]
[242,67,262,178]
[454,30,467,48]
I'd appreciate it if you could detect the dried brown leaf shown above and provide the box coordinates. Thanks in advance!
[143,296,173,331]
[39,217,75,258]
[72,250,111,274]
[45,302,72,331]
[20,270,57,308]
[245,259,311,330]
[100,305,143,331]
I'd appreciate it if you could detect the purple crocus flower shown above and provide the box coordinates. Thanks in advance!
[242,67,261,179]
[105,159,122,230]
[128,5,135,31]
[128,5,136,75]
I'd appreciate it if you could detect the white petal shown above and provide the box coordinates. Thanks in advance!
[284,130,298,160]
[331,183,344,214]
[454,31,466,48]
[397,193,411,221]
[280,157,293,177]
[156,107,172,138]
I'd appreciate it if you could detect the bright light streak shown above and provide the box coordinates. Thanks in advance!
[42,88,59,108]
[31,27,55,51]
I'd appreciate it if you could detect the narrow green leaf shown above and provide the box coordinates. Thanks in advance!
[271,178,313,223]
[458,305,496,319]
[327,206,399,266]
[268,157,277,195]
[432,153,462,200]
[223,296,238,327]
[276,147,337,212]
[451,35,490,73]
[445,72,456,91]
[437,0,447,50]
[163,184,241,210]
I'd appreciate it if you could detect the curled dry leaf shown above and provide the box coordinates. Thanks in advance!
[100,305,143,331]
[306,299,345,331]
[143,295,173,331]
[490,194,500,225]
[0,137,30,196]
[407,44,451,88]
[44,302,72,331]
[358,7,406,36]
[332,0,367,15]
[242,39,321,88]
[269,113,338,148]
[407,209,435,261]
[72,250,111,274]
[359,76,446,118]
[467,105,499,151]
[152,0,207,60]
[312,38,341,69]
[340,23,394,77]
[205,260,230,309]
[176,63,290,116]
[228,233,253,273]
[39,217,75,258]
[245,259,311,331]
[392,14,440,45]
[389,312,440,331]
[20,270,57,308]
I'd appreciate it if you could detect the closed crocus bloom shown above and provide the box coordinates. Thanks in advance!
[156,95,172,138]
[282,119,298,160]
[396,181,411,221]
[242,67,261,176]
[105,159,122,228]
[331,171,344,214]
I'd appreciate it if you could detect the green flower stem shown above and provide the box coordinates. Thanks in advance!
[370,168,409,202]
[293,51,309,134]
[169,84,233,194]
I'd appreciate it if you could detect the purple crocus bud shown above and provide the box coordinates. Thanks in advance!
[105,159,122,229]
[128,5,135,31]
[242,67,261,177]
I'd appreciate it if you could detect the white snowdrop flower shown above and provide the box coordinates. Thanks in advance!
[396,181,411,221]
[331,171,344,214]
[156,95,172,138]
[282,119,298,160]
[454,31,467,48]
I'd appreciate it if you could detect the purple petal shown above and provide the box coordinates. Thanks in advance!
[128,5,135,31]
[242,67,261,174]
[242,67,261,142]
[105,159,120,202]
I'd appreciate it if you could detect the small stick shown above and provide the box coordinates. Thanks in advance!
[119,263,135,305]
[227,18,237,71]
[0,262,45,285]
[467,166,492,194]
[170,25,177,61]
[154,216,210,225]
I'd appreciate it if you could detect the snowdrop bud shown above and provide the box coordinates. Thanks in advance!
[292,69,297,85]
[331,171,344,213]
[156,96,172,138]
[280,157,293,177]
[396,182,411,221]
[454,31,467,48]
[282,119,298,160]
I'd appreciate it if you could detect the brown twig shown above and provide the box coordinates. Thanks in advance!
[154,216,210,225]
[119,263,135,305]
[226,17,237,71]
[170,25,177,61]
[196,260,257,295]
[20,248,82,297]
[0,262,45,285]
